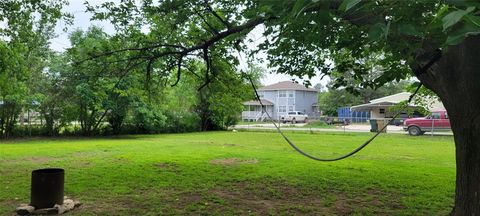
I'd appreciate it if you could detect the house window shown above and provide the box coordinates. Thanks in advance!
[379,108,385,114]
[288,106,294,111]
[278,91,287,98]
[278,106,286,112]
[445,112,448,119]
[288,91,294,98]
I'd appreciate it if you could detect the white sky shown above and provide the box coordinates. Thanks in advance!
[49,0,329,87]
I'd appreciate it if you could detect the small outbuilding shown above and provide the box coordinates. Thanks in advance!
[350,92,444,124]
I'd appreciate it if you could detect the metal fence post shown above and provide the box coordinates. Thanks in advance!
[431,118,435,136]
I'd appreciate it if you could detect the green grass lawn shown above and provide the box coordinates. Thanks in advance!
[0,131,455,215]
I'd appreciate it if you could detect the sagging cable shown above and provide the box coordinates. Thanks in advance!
[247,77,423,162]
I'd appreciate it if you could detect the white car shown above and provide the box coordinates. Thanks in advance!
[280,111,308,123]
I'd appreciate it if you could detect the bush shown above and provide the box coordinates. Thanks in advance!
[11,125,47,137]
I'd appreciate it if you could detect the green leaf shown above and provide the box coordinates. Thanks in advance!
[259,5,273,14]
[445,22,480,45]
[442,7,475,30]
[446,33,466,45]
[465,15,480,27]
[368,22,387,41]
[293,0,306,16]
[445,0,480,8]
[339,0,361,12]
[293,0,310,18]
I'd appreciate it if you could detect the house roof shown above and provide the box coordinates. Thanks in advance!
[351,92,445,111]
[350,102,416,111]
[259,81,317,92]
[243,99,274,106]
[369,92,411,104]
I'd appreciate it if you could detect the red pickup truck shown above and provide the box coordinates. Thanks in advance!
[403,110,451,136]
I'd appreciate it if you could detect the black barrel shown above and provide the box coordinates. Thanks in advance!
[30,168,64,209]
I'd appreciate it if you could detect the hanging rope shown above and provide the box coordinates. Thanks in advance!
[244,49,442,161]
[247,77,423,161]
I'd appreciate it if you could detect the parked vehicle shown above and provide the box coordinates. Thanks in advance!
[403,110,451,136]
[281,111,308,123]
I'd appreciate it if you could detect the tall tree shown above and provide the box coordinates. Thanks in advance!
[0,0,68,138]
[31,52,74,136]
[0,42,27,138]
[85,1,480,213]
[66,27,124,135]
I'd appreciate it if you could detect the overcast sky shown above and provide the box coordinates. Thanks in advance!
[49,0,329,86]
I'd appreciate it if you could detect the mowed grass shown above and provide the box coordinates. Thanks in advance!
[0,131,455,215]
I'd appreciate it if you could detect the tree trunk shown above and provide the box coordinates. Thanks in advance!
[416,35,480,214]
[451,118,480,214]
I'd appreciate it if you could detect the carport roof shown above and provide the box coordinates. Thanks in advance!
[351,92,414,111]
[350,91,444,111]
[369,92,411,103]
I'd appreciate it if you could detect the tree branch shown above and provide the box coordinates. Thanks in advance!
[145,58,155,90]
[203,0,231,29]
[76,44,186,64]
[193,8,220,35]
[171,55,183,87]
[198,47,211,90]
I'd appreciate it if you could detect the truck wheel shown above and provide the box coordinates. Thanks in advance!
[304,118,308,123]
[292,118,296,124]
[408,126,422,136]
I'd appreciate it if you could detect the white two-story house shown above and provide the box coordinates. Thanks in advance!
[242,81,319,121]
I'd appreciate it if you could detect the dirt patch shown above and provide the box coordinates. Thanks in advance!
[155,162,179,172]
[210,158,258,165]
[203,180,405,215]
[206,180,326,215]
[334,194,353,215]
[222,143,238,147]
[26,156,51,163]
[59,180,406,215]
[1,156,52,165]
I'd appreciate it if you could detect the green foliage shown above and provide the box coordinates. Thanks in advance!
[129,101,168,134]
[339,0,362,12]
[0,42,28,138]
[0,0,70,39]
[251,0,480,89]
[405,83,440,115]
[30,53,73,136]
[0,23,258,137]
[442,7,475,31]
